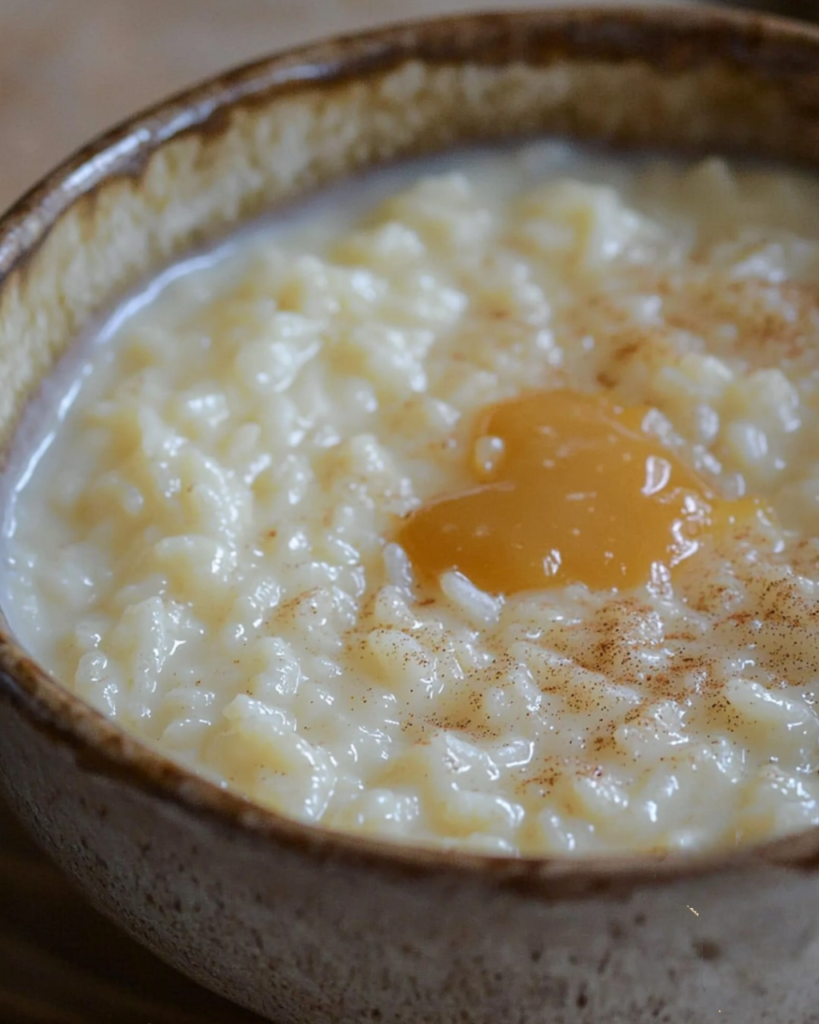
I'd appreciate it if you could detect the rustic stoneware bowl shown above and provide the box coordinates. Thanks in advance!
[2,7,819,1023]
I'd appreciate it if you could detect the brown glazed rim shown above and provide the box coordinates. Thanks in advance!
[3,4,819,900]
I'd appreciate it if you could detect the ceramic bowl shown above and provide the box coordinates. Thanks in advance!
[2,8,819,1023]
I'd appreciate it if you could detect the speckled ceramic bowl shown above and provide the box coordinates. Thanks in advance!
[2,8,819,1023]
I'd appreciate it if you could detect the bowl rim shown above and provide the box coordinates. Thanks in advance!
[3,3,819,898]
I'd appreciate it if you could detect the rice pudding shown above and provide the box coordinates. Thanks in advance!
[7,143,819,857]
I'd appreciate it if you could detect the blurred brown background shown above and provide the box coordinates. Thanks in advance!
[0,1,683,1022]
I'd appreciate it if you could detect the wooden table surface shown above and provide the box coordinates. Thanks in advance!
[0,1,704,1021]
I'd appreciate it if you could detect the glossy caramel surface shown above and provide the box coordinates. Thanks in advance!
[400,390,753,594]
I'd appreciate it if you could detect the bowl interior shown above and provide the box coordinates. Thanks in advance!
[3,5,819,883]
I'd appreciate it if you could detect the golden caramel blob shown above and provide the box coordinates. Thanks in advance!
[400,390,757,595]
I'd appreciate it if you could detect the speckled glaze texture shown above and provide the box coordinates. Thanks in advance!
[3,8,819,1023]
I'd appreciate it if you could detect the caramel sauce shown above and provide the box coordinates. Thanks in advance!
[400,390,759,595]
